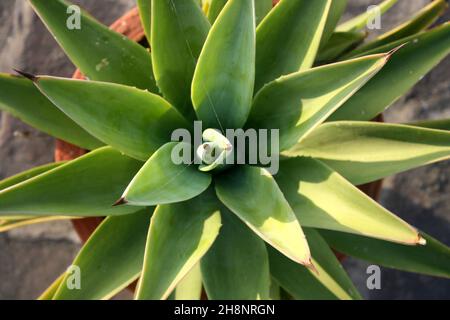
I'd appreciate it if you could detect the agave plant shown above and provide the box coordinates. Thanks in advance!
[0,0,449,300]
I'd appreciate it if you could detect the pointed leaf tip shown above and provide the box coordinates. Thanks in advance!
[276,157,424,245]
[321,230,450,279]
[249,53,391,150]
[386,42,409,58]
[307,259,320,276]
[331,23,450,121]
[0,72,104,150]
[122,142,212,206]
[418,235,427,246]
[112,198,128,207]
[215,166,311,266]
[13,69,38,82]
[0,147,143,217]
[29,0,157,91]
[33,76,188,160]
[269,229,362,300]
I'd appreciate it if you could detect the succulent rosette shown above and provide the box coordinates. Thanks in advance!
[0,0,449,300]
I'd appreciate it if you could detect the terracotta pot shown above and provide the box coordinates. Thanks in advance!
[55,6,383,257]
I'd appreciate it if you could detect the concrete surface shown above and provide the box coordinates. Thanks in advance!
[0,0,449,299]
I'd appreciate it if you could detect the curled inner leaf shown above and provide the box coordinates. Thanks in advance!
[197,129,233,172]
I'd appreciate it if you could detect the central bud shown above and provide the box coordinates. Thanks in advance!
[196,129,233,172]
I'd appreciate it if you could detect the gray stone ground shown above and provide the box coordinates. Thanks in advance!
[0,0,449,299]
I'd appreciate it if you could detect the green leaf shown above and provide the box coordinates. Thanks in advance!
[120,142,212,206]
[0,216,75,233]
[151,0,210,119]
[248,53,389,151]
[201,208,271,300]
[287,122,450,185]
[330,23,450,121]
[254,0,272,25]
[215,165,311,266]
[408,118,450,131]
[0,74,103,150]
[0,162,71,231]
[269,279,281,300]
[269,228,361,300]
[320,0,349,46]
[197,128,233,172]
[174,264,203,300]
[346,0,447,58]
[205,0,227,24]
[136,191,222,300]
[321,230,450,279]
[29,0,158,91]
[0,162,64,191]
[0,147,144,217]
[203,0,274,25]
[38,273,65,300]
[33,76,188,161]
[137,0,152,42]
[54,208,153,299]
[336,0,398,32]
[276,157,423,245]
[192,0,255,129]
[254,0,331,91]
[317,31,366,62]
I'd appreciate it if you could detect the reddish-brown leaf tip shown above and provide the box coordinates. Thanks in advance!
[305,258,320,276]
[385,43,409,60]
[112,197,128,207]
[417,234,427,246]
[13,69,38,82]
